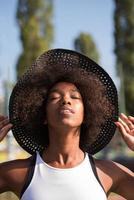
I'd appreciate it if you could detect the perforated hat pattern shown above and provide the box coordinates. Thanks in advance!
[9,49,118,155]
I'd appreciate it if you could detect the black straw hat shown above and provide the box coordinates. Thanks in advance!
[9,49,118,155]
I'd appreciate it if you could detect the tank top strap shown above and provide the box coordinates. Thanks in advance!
[88,154,106,193]
[20,153,37,198]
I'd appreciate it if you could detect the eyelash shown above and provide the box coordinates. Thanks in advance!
[49,97,60,101]
[71,96,81,99]
[49,96,81,100]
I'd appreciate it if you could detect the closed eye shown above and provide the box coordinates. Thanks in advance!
[48,94,61,101]
[50,96,60,100]
[71,95,81,99]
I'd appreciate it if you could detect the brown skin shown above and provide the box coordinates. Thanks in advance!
[0,82,134,199]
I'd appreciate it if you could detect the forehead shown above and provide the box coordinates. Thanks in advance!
[49,82,79,92]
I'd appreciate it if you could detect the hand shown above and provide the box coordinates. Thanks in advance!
[115,113,134,151]
[0,115,13,142]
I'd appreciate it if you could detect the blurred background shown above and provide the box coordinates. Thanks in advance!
[0,0,134,199]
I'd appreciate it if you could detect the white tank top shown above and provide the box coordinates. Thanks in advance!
[21,152,107,200]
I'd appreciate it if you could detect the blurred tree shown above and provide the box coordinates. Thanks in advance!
[114,0,134,115]
[16,0,54,78]
[74,32,99,62]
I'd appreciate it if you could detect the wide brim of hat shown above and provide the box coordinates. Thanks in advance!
[9,48,119,155]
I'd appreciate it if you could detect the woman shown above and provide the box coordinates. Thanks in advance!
[0,49,134,199]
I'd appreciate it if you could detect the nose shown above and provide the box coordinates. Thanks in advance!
[61,96,71,105]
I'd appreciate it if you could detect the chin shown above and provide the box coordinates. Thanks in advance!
[60,119,81,128]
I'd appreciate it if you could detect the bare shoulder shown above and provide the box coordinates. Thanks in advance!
[94,158,134,199]
[0,156,33,196]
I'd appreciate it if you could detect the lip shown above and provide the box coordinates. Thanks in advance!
[59,106,75,114]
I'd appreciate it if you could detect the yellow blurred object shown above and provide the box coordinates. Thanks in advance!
[108,193,126,200]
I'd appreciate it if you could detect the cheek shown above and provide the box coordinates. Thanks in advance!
[76,103,84,121]
[45,103,55,121]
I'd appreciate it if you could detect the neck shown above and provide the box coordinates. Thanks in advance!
[42,126,84,166]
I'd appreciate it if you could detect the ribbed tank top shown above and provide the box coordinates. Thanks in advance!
[21,152,107,200]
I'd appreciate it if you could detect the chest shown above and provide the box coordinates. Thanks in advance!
[21,153,107,200]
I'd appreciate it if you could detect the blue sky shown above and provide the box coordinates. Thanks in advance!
[0,0,118,94]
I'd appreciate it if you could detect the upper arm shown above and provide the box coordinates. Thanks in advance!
[0,162,13,193]
[95,159,134,199]
[111,162,134,200]
[0,158,31,196]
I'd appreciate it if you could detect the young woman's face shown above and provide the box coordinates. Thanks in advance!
[45,82,84,129]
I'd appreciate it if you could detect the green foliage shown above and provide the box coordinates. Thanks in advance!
[114,0,134,114]
[16,0,54,78]
[74,32,99,62]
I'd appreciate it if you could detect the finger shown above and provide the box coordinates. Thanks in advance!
[115,121,134,137]
[115,121,129,139]
[0,118,10,129]
[0,115,8,121]
[120,113,134,130]
[128,115,134,123]
[0,124,13,142]
[118,117,130,133]
[115,122,134,151]
[129,130,134,136]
